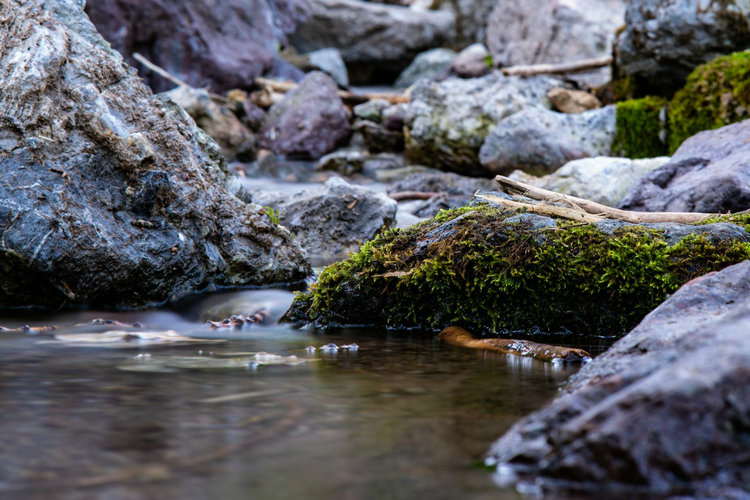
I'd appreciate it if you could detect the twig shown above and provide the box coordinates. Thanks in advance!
[475,193,604,224]
[255,76,410,105]
[501,55,613,77]
[494,175,718,224]
[132,52,228,103]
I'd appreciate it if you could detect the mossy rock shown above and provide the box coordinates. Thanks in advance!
[668,51,750,153]
[286,205,750,336]
[612,96,669,159]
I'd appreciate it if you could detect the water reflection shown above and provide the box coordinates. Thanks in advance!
[0,290,601,500]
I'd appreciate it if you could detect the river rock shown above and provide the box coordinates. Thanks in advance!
[394,48,456,89]
[85,0,310,93]
[258,72,351,159]
[620,120,750,213]
[440,0,498,47]
[290,0,455,83]
[450,43,492,78]
[614,0,750,95]
[165,86,256,161]
[353,101,407,154]
[387,171,496,218]
[547,87,601,114]
[405,73,560,176]
[0,0,310,309]
[307,48,349,88]
[479,105,616,176]
[487,260,750,497]
[251,177,397,265]
[514,156,670,207]
[486,0,625,86]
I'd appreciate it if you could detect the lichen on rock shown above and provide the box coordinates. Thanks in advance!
[286,204,750,335]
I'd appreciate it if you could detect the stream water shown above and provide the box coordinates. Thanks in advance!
[0,288,613,499]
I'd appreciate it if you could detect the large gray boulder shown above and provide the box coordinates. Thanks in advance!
[486,0,625,86]
[251,177,397,266]
[404,72,560,176]
[620,120,750,213]
[512,156,670,207]
[258,72,351,159]
[290,0,455,83]
[479,106,616,176]
[0,0,310,309]
[488,260,750,497]
[615,0,750,95]
[85,0,310,93]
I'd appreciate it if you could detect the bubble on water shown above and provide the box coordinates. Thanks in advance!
[305,345,317,353]
[320,343,339,353]
[340,343,359,351]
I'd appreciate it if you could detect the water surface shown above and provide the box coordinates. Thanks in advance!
[0,290,607,500]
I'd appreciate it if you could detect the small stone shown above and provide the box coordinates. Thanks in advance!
[547,87,601,114]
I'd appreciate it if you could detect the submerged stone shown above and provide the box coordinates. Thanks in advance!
[0,0,310,309]
[285,204,750,335]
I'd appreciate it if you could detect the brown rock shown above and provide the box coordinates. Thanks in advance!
[547,87,601,114]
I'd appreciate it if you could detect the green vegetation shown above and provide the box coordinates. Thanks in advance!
[288,205,750,336]
[668,51,750,152]
[612,96,668,158]
[263,206,280,225]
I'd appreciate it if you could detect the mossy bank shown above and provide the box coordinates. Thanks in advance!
[286,205,750,336]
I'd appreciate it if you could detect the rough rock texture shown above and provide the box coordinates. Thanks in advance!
[615,0,750,95]
[251,177,397,266]
[512,156,671,207]
[290,0,455,83]
[387,172,496,218]
[479,105,616,176]
[285,202,750,333]
[405,73,559,176]
[85,0,310,93]
[258,72,351,159]
[450,43,492,78]
[0,0,310,309]
[620,120,750,213]
[486,0,625,86]
[164,86,255,161]
[353,100,407,154]
[488,260,750,497]
[394,48,455,89]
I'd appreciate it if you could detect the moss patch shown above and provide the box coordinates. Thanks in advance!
[612,96,668,158]
[668,51,750,153]
[288,205,750,336]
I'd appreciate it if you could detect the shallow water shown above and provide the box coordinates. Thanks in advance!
[0,289,609,500]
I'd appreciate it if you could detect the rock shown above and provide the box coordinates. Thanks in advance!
[514,156,670,207]
[387,171,496,218]
[290,0,455,83]
[439,0,498,47]
[450,43,492,78]
[307,48,349,88]
[487,260,750,497]
[85,0,311,93]
[486,0,625,87]
[164,86,256,161]
[394,48,456,89]
[479,105,616,176]
[0,0,310,309]
[258,72,351,159]
[614,0,750,96]
[251,177,397,266]
[353,101,407,153]
[620,120,750,213]
[404,73,560,176]
[315,150,367,177]
[284,203,750,333]
[547,87,601,114]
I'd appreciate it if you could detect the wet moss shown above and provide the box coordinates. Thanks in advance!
[612,96,668,158]
[668,51,750,153]
[289,205,750,336]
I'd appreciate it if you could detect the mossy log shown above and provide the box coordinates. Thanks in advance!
[438,326,590,362]
[285,204,750,336]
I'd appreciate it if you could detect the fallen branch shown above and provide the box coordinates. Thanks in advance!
[133,52,228,103]
[388,191,438,201]
[255,76,410,105]
[501,55,613,77]
[494,175,718,224]
[439,326,590,363]
[475,193,604,224]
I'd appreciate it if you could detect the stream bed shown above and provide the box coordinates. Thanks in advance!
[0,289,611,499]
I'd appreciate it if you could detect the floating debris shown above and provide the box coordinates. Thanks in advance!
[40,330,226,348]
[205,309,270,329]
[74,318,143,329]
[117,351,316,372]
[0,324,56,334]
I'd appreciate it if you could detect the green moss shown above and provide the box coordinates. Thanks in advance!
[612,96,669,158]
[668,51,750,153]
[289,206,750,336]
